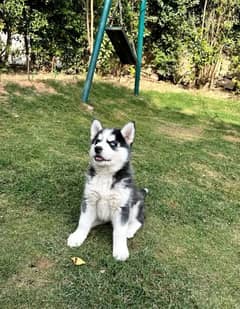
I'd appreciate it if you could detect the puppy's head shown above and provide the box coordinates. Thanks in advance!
[89,120,135,171]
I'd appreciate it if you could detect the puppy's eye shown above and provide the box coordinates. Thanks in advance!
[109,141,117,148]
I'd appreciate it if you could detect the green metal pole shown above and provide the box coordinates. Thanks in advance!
[134,0,147,96]
[82,0,112,103]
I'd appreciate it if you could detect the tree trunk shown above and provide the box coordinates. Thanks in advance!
[4,27,12,63]
[86,0,94,55]
[201,0,208,40]
[90,0,94,54]
[209,46,223,89]
[195,66,201,88]
[86,0,91,52]
[24,32,30,79]
[51,56,56,73]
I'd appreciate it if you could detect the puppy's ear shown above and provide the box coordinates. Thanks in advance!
[91,120,102,140]
[121,122,135,145]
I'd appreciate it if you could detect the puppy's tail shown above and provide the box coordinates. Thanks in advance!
[141,188,149,198]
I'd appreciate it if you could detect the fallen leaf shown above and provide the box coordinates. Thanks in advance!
[71,257,86,266]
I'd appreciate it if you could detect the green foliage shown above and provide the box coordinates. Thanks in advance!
[97,36,115,75]
[0,0,239,85]
[28,0,87,70]
[146,0,240,86]
[230,22,240,89]
[146,0,199,82]
[0,0,25,22]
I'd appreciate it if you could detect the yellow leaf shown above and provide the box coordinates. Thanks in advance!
[71,257,86,266]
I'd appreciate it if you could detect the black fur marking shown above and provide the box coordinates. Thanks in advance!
[121,206,130,224]
[91,130,103,145]
[88,166,96,177]
[111,162,132,188]
[81,199,87,213]
[91,128,130,149]
[137,201,145,224]
[131,188,147,224]
[131,188,145,206]
[112,129,130,148]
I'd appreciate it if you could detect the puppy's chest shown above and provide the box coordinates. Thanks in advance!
[85,175,128,221]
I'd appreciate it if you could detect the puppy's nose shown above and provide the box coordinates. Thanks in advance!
[95,146,103,154]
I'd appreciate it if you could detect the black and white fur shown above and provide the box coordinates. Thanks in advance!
[67,120,147,261]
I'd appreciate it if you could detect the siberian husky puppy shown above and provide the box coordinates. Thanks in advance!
[67,120,147,261]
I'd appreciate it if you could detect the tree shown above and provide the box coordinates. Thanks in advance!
[146,0,199,82]
[146,0,240,87]
[193,0,240,87]
[86,0,94,54]
[0,0,26,62]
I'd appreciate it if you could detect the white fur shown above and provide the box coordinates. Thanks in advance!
[67,121,142,262]
[91,120,102,140]
[127,201,142,238]
[112,215,129,261]
[68,170,132,261]
[85,173,131,222]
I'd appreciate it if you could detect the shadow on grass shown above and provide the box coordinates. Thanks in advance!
[4,79,240,131]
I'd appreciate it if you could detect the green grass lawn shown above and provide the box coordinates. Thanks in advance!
[1,78,240,308]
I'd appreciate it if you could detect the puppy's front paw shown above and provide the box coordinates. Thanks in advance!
[67,232,85,248]
[113,247,129,261]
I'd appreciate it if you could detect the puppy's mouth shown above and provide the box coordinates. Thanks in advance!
[94,155,110,162]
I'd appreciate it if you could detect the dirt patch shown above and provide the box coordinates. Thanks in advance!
[2,73,238,100]
[6,257,54,289]
[114,110,128,120]
[2,73,82,83]
[191,162,222,179]
[223,135,240,143]
[35,82,57,94]
[222,180,240,198]
[167,199,180,209]
[14,80,57,94]
[158,122,203,142]
[207,151,228,160]
[232,226,240,245]
[181,108,197,116]
[0,84,7,95]
[103,76,236,99]
[2,76,58,95]
[31,257,54,270]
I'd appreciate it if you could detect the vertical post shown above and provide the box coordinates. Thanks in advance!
[134,0,147,96]
[82,0,112,103]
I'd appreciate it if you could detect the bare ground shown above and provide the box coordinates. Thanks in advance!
[0,73,237,100]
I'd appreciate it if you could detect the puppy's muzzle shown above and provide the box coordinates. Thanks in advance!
[95,146,103,154]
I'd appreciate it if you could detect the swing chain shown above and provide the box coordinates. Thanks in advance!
[109,0,124,27]
[118,0,123,26]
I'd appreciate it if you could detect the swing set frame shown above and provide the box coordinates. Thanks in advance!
[82,0,147,103]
